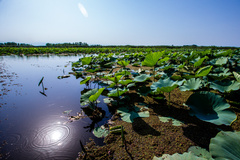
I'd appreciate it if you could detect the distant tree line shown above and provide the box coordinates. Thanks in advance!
[0,42,33,47]
[46,42,89,47]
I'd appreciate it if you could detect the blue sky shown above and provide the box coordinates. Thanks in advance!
[0,0,239,46]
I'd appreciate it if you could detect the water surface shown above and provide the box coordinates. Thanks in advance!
[0,55,110,159]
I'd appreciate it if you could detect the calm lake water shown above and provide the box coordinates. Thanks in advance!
[0,55,111,160]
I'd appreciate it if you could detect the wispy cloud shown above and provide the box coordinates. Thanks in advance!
[78,3,88,18]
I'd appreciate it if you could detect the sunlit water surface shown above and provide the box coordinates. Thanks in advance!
[0,55,110,160]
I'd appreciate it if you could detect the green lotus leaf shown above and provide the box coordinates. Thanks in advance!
[153,152,207,160]
[194,56,208,67]
[133,74,151,82]
[93,125,110,138]
[117,106,149,123]
[107,88,129,97]
[80,88,98,105]
[105,75,122,83]
[119,79,133,86]
[185,91,236,125]
[115,71,131,76]
[151,78,178,92]
[159,116,184,126]
[117,60,130,67]
[179,78,202,91]
[188,146,213,160]
[81,56,92,65]
[210,80,240,93]
[210,131,240,160]
[103,97,114,104]
[142,51,163,67]
[195,65,213,77]
[233,71,240,82]
[157,56,170,65]
[158,85,178,93]
[215,57,228,66]
[80,76,91,85]
[208,67,231,81]
[89,88,105,102]
[127,83,136,88]
[86,68,99,73]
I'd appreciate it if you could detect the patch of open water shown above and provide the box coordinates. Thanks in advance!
[0,55,111,159]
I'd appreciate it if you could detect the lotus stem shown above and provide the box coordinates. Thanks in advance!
[168,92,171,107]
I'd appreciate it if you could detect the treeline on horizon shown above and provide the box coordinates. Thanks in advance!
[0,41,239,50]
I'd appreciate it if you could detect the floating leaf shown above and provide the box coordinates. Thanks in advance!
[89,88,105,102]
[179,78,202,91]
[93,125,109,138]
[210,80,240,93]
[103,97,114,104]
[133,74,151,82]
[63,110,72,114]
[210,131,240,160]
[195,65,212,77]
[185,91,236,125]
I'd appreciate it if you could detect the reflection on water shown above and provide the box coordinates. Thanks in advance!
[0,55,110,159]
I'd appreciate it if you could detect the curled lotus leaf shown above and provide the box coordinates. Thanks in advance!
[210,80,240,93]
[179,78,202,91]
[233,71,240,82]
[151,78,178,92]
[195,65,213,77]
[210,131,240,160]
[80,88,98,106]
[107,88,129,97]
[185,91,236,125]
[133,74,151,82]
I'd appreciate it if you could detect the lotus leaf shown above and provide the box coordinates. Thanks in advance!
[89,88,105,102]
[185,91,236,125]
[153,152,207,160]
[117,106,149,123]
[137,86,152,96]
[86,68,99,73]
[80,76,91,85]
[81,57,92,65]
[80,88,98,106]
[107,88,129,97]
[215,57,228,66]
[179,78,202,91]
[151,78,178,92]
[209,131,240,160]
[188,146,213,160]
[105,75,122,83]
[127,83,135,88]
[119,79,133,86]
[142,51,163,67]
[159,116,184,126]
[208,67,231,80]
[115,71,131,76]
[133,74,151,82]
[233,71,240,82]
[210,80,240,93]
[93,125,110,138]
[193,56,208,67]
[195,65,213,77]
[117,60,130,67]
